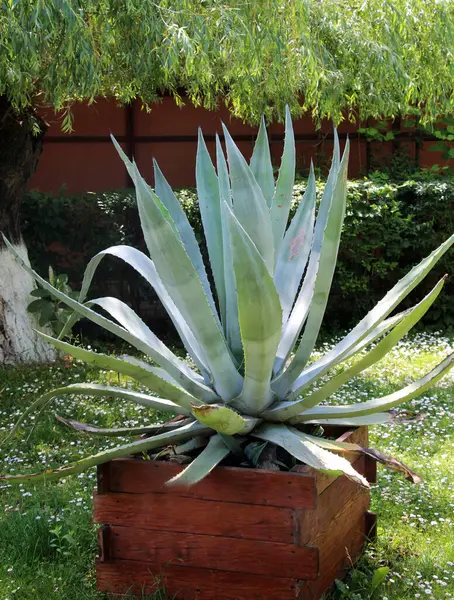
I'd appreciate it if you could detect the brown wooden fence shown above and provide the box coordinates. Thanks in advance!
[29,97,453,194]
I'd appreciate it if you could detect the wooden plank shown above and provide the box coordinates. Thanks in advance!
[365,455,378,484]
[104,525,318,580]
[96,560,299,600]
[104,459,317,509]
[299,459,370,546]
[365,511,377,542]
[93,492,294,543]
[97,462,111,494]
[299,512,369,600]
[97,525,110,562]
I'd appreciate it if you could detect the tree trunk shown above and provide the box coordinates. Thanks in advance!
[0,96,55,364]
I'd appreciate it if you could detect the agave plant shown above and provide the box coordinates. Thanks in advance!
[2,110,454,488]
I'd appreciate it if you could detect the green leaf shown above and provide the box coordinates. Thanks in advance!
[55,414,187,437]
[250,116,274,207]
[371,566,390,594]
[2,383,187,446]
[293,277,446,412]
[0,421,211,484]
[132,165,243,401]
[191,404,257,435]
[265,231,454,420]
[27,298,50,313]
[154,158,218,319]
[340,310,409,362]
[222,123,274,272]
[273,130,341,376]
[295,351,454,421]
[270,105,296,256]
[273,138,349,394]
[4,237,217,402]
[166,434,229,487]
[29,288,51,299]
[36,332,199,411]
[216,135,242,362]
[302,414,393,426]
[252,423,369,488]
[274,163,316,324]
[225,205,282,415]
[87,296,215,401]
[38,304,54,326]
[196,130,226,327]
[244,441,268,466]
[63,245,212,384]
[300,433,422,483]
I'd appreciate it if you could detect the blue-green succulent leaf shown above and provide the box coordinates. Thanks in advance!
[196,130,226,325]
[274,162,316,324]
[250,116,274,207]
[132,163,243,401]
[225,205,282,415]
[222,123,274,272]
[270,105,296,256]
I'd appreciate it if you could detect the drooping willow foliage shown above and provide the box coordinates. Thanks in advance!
[1,0,454,124]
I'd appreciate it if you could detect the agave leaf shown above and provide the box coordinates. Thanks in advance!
[88,296,216,399]
[293,351,454,422]
[132,164,243,401]
[273,139,350,394]
[55,415,189,437]
[273,130,341,375]
[250,116,274,207]
[274,163,316,324]
[302,433,422,483]
[269,105,296,255]
[252,423,369,488]
[361,447,422,483]
[222,123,274,272]
[2,382,187,447]
[154,158,219,319]
[340,310,410,362]
[166,434,230,487]
[302,414,394,426]
[216,135,232,208]
[2,238,217,401]
[62,245,211,382]
[36,333,200,410]
[196,131,226,325]
[296,277,446,412]
[216,135,242,362]
[225,205,282,414]
[191,404,258,435]
[0,421,212,484]
[266,233,454,419]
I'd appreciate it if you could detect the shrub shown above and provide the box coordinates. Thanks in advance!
[22,178,454,332]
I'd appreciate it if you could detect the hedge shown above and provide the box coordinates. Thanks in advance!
[21,178,454,334]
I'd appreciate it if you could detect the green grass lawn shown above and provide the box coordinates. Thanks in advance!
[1,333,453,600]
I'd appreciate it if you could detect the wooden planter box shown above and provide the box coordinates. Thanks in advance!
[94,426,377,600]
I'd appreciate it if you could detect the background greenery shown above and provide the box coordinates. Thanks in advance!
[4,1,454,124]
[22,175,454,333]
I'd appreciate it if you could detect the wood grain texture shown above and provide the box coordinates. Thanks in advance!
[93,492,294,543]
[299,513,369,600]
[96,560,300,600]
[299,457,370,546]
[103,458,317,509]
[104,525,318,579]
